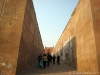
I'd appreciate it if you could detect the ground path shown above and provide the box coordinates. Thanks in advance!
[19,62,81,75]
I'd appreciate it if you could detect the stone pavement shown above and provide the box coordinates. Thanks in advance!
[18,62,82,75]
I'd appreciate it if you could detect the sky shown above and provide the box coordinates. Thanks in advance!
[32,0,79,47]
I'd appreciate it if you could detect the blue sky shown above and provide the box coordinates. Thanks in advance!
[32,0,79,47]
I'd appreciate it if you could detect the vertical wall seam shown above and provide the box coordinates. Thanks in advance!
[16,0,28,74]
[89,0,99,72]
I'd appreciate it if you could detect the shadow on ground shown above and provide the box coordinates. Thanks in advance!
[18,62,76,75]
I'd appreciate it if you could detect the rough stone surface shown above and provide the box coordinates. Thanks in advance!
[53,0,100,74]
[90,0,100,73]
[0,0,44,75]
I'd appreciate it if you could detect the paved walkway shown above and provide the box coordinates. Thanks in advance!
[19,62,78,75]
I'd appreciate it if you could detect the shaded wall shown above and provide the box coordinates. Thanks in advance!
[0,0,44,75]
[53,0,99,74]
[90,0,100,73]
[16,0,44,74]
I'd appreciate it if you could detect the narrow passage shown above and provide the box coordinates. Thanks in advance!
[19,62,77,75]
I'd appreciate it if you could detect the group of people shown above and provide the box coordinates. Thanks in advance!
[38,53,60,69]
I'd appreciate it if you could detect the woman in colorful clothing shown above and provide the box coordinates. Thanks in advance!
[39,56,43,68]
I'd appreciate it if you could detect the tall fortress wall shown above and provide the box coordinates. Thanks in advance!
[0,0,44,75]
[53,0,100,74]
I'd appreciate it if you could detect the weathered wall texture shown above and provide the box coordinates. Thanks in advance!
[53,0,100,74]
[16,0,44,74]
[0,0,44,75]
[90,0,100,73]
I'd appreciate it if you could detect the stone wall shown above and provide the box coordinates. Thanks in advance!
[90,0,100,73]
[53,0,99,74]
[0,0,44,75]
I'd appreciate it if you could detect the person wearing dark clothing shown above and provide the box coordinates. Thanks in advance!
[52,55,56,64]
[43,53,47,69]
[50,54,52,63]
[57,55,60,65]
[47,53,50,66]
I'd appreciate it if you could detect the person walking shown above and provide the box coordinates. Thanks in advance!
[47,52,50,66]
[50,54,52,63]
[57,55,60,65]
[52,55,56,64]
[39,56,43,68]
[38,54,42,66]
[43,53,47,69]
